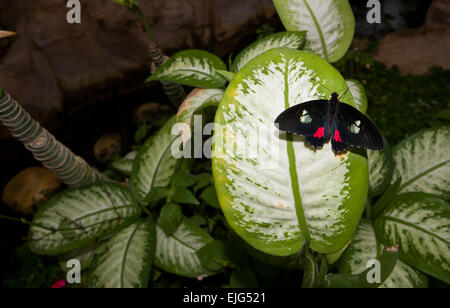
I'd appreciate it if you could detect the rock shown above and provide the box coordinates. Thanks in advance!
[350,0,433,39]
[374,0,450,75]
[0,0,277,138]
[2,167,62,215]
[93,132,123,164]
[133,103,172,127]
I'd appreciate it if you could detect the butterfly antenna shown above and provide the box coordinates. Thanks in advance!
[339,80,364,101]
[309,77,332,99]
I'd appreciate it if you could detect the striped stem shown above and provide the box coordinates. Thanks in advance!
[0,90,105,187]
[149,42,187,107]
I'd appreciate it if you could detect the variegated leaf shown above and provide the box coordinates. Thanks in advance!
[345,79,367,114]
[131,116,179,204]
[154,217,216,278]
[147,50,227,88]
[132,89,224,204]
[273,0,355,63]
[212,48,368,256]
[177,88,224,124]
[368,138,394,198]
[88,218,156,288]
[28,183,141,255]
[110,151,137,177]
[392,126,450,199]
[374,193,450,284]
[59,242,101,271]
[231,31,306,73]
[339,220,428,288]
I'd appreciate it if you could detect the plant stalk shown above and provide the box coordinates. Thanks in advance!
[0,89,106,187]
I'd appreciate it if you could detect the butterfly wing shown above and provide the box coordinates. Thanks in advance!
[337,103,384,151]
[275,100,328,137]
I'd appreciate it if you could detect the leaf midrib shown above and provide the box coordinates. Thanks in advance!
[302,0,329,61]
[121,221,143,288]
[381,215,449,245]
[163,68,218,81]
[284,64,310,243]
[399,160,449,192]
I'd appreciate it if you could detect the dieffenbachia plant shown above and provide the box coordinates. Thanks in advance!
[212,48,367,256]
[273,0,355,63]
[139,23,449,287]
[26,87,225,286]
[15,1,450,287]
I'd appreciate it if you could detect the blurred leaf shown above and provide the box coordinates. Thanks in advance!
[200,187,220,209]
[110,151,137,177]
[194,173,212,193]
[190,215,207,227]
[110,0,135,9]
[172,170,197,188]
[147,187,170,203]
[171,187,199,205]
[158,203,183,236]
[436,109,450,121]
[134,125,150,144]
[301,251,319,288]
[196,240,229,273]
[216,70,235,83]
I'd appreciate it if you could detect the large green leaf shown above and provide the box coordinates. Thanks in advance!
[368,139,394,198]
[88,218,156,288]
[374,193,450,284]
[147,50,227,88]
[231,31,306,73]
[28,183,141,255]
[392,126,450,199]
[212,48,368,256]
[339,220,428,288]
[131,89,223,204]
[154,217,216,278]
[273,0,355,63]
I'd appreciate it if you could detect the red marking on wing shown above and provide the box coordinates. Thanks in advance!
[314,127,325,139]
[334,130,343,143]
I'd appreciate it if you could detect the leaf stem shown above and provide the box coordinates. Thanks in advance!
[134,5,157,44]
[0,215,29,225]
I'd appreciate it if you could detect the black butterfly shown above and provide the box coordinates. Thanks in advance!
[275,92,384,154]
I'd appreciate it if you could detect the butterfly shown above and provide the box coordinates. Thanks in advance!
[275,92,384,154]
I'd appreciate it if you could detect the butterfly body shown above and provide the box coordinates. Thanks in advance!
[275,92,384,154]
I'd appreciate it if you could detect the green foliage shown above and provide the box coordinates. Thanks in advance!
[10,0,449,289]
